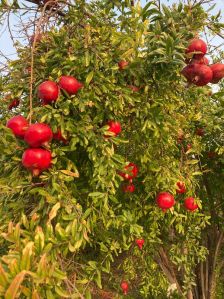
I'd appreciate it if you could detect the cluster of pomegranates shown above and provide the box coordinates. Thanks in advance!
[182,38,224,86]
[119,162,138,193]
[156,182,199,212]
[6,116,53,176]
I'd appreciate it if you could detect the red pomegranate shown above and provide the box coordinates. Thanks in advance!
[122,183,135,193]
[7,115,29,138]
[58,76,83,95]
[190,56,209,65]
[195,128,205,137]
[104,121,121,137]
[24,123,53,147]
[8,99,20,110]
[29,33,42,45]
[128,85,139,92]
[118,60,129,70]
[22,148,51,176]
[181,64,213,86]
[37,81,59,104]
[207,151,216,159]
[184,197,198,211]
[120,281,129,295]
[156,192,175,210]
[176,181,186,194]
[186,39,207,58]
[119,163,138,180]
[53,129,68,144]
[210,63,224,83]
[186,144,192,152]
[135,239,144,250]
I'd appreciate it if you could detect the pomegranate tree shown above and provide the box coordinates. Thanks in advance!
[22,148,52,176]
[24,123,53,147]
[6,115,29,138]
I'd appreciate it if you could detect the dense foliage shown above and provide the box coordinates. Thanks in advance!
[0,0,223,298]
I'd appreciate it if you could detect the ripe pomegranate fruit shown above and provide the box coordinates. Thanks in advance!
[128,85,139,92]
[135,239,144,250]
[207,151,216,159]
[119,163,138,180]
[156,192,175,211]
[118,60,129,70]
[37,81,59,104]
[24,123,53,147]
[186,39,207,58]
[22,148,51,176]
[176,181,186,194]
[186,144,192,152]
[210,63,224,83]
[8,99,20,110]
[29,33,42,45]
[181,64,213,86]
[184,197,199,211]
[104,121,121,137]
[7,115,29,138]
[122,183,135,193]
[58,76,83,95]
[120,281,129,295]
[190,56,209,65]
[53,129,68,144]
[195,127,205,137]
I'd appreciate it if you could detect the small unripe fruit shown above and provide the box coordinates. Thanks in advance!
[156,192,175,211]
[119,163,138,180]
[24,123,53,147]
[120,281,129,295]
[37,81,59,104]
[184,197,199,211]
[135,239,144,250]
[104,121,121,137]
[22,148,51,176]
[7,115,29,138]
[58,76,83,95]
[118,60,129,70]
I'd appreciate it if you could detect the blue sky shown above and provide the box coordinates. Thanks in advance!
[0,0,223,62]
